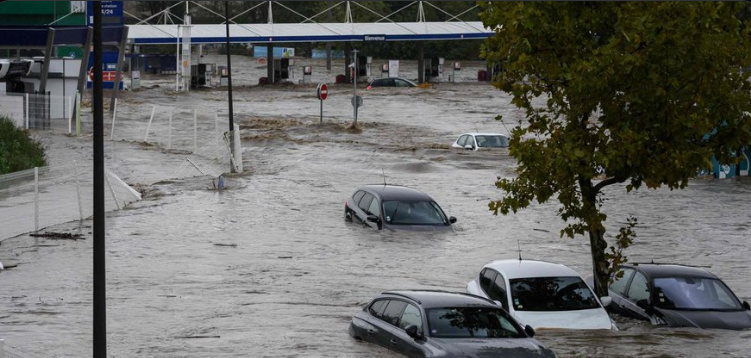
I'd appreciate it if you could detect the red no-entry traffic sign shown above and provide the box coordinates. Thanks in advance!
[317,83,328,100]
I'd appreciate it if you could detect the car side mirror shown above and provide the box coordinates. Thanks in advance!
[636,299,650,311]
[743,301,750,311]
[449,216,457,224]
[366,215,379,223]
[524,325,535,338]
[404,325,422,340]
[463,144,473,150]
[600,296,612,307]
[493,300,503,307]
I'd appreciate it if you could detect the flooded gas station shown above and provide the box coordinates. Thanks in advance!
[0,53,750,357]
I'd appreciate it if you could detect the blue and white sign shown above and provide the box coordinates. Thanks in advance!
[87,1,124,26]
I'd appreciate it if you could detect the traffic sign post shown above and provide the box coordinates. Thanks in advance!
[317,83,328,124]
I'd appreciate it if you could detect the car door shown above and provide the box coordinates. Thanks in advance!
[364,195,382,229]
[354,192,375,226]
[394,303,428,358]
[621,271,652,321]
[490,272,511,312]
[608,268,635,316]
[370,300,409,352]
[357,299,389,344]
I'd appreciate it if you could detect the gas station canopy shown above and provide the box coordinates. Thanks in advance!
[126,22,493,45]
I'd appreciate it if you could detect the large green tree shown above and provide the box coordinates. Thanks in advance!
[481,2,751,296]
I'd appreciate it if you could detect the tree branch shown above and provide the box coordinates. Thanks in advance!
[593,175,627,193]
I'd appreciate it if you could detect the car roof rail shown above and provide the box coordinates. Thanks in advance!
[382,291,421,304]
[631,262,713,269]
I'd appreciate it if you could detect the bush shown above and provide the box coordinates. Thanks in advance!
[0,116,47,174]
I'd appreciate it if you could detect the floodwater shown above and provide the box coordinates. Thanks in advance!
[1,56,751,358]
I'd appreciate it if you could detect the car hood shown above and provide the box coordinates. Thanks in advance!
[514,309,613,330]
[430,337,556,358]
[655,308,751,330]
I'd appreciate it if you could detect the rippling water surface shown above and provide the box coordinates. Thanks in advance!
[1,57,750,358]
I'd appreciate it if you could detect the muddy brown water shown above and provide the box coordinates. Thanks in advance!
[1,57,750,358]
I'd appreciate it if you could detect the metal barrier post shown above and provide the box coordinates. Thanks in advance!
[233,123,243,173]
[144,105,156,142]
[76,91,81,137]
[34,167,39,232]
[193,109,198,153]
[0,338,5,358]
[24,93,29,129]
[167,107,173,149]
[105,172,121,210]
[74,160,84,221]
[110,98,118,140]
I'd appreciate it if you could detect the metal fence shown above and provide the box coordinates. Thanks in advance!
[110,102,242,178]
[0,162,141,241]
[0,92,78,133]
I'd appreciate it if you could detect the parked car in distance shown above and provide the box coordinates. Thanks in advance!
[349,290,557,358]
[344,185,456,231]
[607,263,751,330]
[466,259,616,330]
[452,133,509,151]
[367,77,417,88]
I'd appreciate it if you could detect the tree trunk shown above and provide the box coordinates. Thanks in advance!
[579,176,610,297]
[588,227,610,297]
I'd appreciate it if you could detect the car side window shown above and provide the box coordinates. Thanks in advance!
[358,193,374,212]
[468,136,476,148]
[396,79,409,87]
[399,304,423,332]
[368,198,380,218]
[627,272,650,302]
[490,273,510,311]
[480,269,498,296]
[369,299,388,318]
[353,190,366,205]
[457,135,467,146]
[381,300,408,326]
[610,268,635,295]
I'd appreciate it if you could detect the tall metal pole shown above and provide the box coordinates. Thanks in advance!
[92,2,107,357]
[353,49,358,126]
[225,2,236,171]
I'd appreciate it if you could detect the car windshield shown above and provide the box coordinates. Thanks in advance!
[382,200,448,225]
[653,277,743,310]
[509,277,599,311]
[427,307,524,339]
[475,135,509,148]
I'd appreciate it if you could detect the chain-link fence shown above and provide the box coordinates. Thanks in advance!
[0,162,141,241]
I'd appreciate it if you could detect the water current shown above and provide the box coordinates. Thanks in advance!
[1,57,750,358]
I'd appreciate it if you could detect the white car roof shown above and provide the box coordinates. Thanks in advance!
[460,133,508,137]
[483,259,583,280]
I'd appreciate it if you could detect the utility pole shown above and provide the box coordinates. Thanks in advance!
[92,2,106,357]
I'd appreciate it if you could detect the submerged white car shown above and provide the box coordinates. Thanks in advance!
[466,259,617,330]
[451,133,509,151]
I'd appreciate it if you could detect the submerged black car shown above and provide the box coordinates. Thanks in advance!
[344,185,456,231]
[608,264,751,330]
[349,290,557,358]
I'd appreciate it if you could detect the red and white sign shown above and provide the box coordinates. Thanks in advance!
[317,83,328,100]
[88,67,121,82]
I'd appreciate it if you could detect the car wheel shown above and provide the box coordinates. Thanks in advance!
[344,209,353,222]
